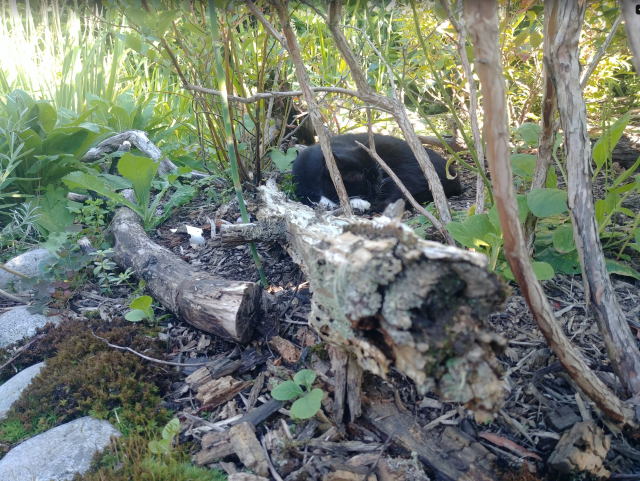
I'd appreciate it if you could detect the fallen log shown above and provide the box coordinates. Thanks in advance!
[239,179,509,420]
[110,207,262,343]
[81,130,213,180]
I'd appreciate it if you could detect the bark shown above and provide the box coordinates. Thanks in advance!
[465,0,637,428]
[245,0,353,216]
[246,178,509,420]
[111,207,262,343]
[620,0,640,76]
[363,400,499,481]
[324,1,454,226]
[523,0,559,256]
[547,0,640,397]
[438,0,486,214]
[81,130,210,180]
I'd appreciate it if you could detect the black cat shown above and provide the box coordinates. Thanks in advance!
[291,133,463,213]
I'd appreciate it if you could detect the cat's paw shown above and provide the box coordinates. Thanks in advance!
[350,198,371,211]
[318,196,338,209]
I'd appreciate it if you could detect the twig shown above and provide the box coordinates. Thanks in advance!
[90,332,208,367]
[354,141,454,245]
[0,288,28,304]
[277,270,304,321]
[0,263,30,279]
[364,434,393,480]
[0,335,44,373]
[580,14,623,90]
[260,434,285,481]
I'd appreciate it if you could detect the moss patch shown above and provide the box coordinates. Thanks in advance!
[0,317,172,456]
[75,434,227,481]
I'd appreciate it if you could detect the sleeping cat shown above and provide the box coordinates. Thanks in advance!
[291,133,463,213]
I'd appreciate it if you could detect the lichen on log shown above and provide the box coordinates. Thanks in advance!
[248,179,510,419]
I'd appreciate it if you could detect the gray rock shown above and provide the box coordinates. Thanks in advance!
[0,362,45,417]
[0,416,121,481]
[0,307,61,348]
[0,248,52,294]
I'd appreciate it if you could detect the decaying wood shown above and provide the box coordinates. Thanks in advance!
[416,134,467,152]
[194,376,252,407]
[229,423,270,478]
[547,0,640,398]
[218,219,286,246]
[186,350,270,391]
[620,1,640,78]
[363,400,499,481]
[246,178,509,420]
[81,130,210,179]
[194,431,235,465]
[547,421,611,479]
[111,208,262,343]
[465,0,637,428]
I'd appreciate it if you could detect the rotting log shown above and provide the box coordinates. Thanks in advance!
[239,179,509,420]
[82,130,212,180]
[110,207,262,343]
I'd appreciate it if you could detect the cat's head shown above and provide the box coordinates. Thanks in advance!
[321,143,382,203]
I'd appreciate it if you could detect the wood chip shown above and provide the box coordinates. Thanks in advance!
[229,422,270,478]
[195,376,252,407]
[268,336,301,363]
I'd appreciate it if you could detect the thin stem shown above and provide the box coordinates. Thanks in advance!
[208,0,267,288]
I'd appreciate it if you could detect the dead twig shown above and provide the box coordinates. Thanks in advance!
[91,332,208,367]
[0,264,30,279]
[364,433,394,480]
[0,288,28,304]
[0,335,44,373]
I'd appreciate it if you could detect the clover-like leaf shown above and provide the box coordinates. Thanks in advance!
[271,381,304,401]
[290,388,323,419]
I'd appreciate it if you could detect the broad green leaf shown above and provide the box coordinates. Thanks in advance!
[6,89,35,123]
[185,23,207,37]
[125,34,142,53]
[527,188,568,217]
[511,154,536,179]
[446,222,477,250]
[243,114,255,131]
[517,123,540,147]
[514,30,529,47]
[130,295,153,311]
[270,148,298,173]
[530,31,543,49]
[535,247,581,275]
[97,173,133,190]
[34,185,75,235]
[271,381,304,401]
[463,215,496,247]
[293,369,316,390]
[503,261,555,281]
[125,310,147,322]
[35,101,57,133]
[605,259,640,280]
[159,185,195,220]
[594,199,606,225]
[62,171,141,214]
[157,9,182,36]
[553,224,575,253]
[117,153,159,215]
[19,128,43,156]
[108,106,132,132]
[162,418,180,440]
[290,388,323,419]
[593,111,631,171]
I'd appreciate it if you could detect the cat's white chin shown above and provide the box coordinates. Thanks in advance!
[350,198,371,211]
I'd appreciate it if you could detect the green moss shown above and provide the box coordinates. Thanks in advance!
[0,317,172,453]
[76,434,228,481]
[309,341,328,361]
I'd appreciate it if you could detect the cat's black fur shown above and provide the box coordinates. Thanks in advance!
[292,133,463,213]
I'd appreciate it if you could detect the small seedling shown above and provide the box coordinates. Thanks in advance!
[125,295,155,323]
[148,418,180,456]
[271,369,323,420]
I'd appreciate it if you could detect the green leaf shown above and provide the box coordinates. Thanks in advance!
[108,106,132,132]
[594,199,606,225]
[516,123,540,147]
[117,153,160,217]
[62,171,141,214]
[157,9,182,36]
[527,188,568,217]
[511,154,537,179]
[162,418,180,440]
[593,111,631,171]
[157,185,195,223]
[270,148,298,173]
[514,30,529,47]
[530,31,543,49]
[271,381,304,401]
[97,173,133,190]
[464,215,496,246]
[290,388,323,419]
[446,222,477,250]
[125,310,147,322]
[546,166,558,188]
[185,23,207,37]
[605,259,640,280]
[535,247,581,275]
[553,224,576,253]
[34,185,75,235]
[503,261,555,281]
[35,101,58,133]
[130,295,152,311]
[293,369,316,390]
[125,33,142,53]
